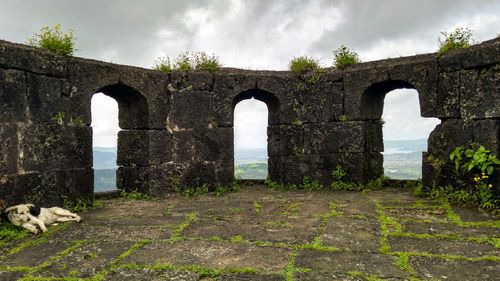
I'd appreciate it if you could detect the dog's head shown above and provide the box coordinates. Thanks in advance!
[5,204,38,226]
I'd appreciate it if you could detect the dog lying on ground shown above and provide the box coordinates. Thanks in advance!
[5,204,82,234]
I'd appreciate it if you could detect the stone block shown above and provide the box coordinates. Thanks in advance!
[65,168,93,202]
[170,71,213,91]
[116,166,151,194]
[460,66,500,119]
[214,160,234,186]
[117,130,172,166]
[0,68,27,122]
[439,38,500,72]
[473,119,500,156]
[344,64,389,120]
[19,124,92,172]
[387,55,440,118]
[277,153,370,185]
[172,130,195,163]
[257,72,291,96]
[26,73,69,124]
[365,120,384,152]
[285,84,333,123]
[0,175,23,206]
[19,170,67,206]
[0,40,66,77]
[267,157,281,182]
[211,72,258,127]
[267,125,281,157]
[331,82,344,120]
[213,71,258,94]
[427,120,473,158]
[302,122,366,155]
[194,128,233,161]
[422,71,461,118]
[0,123,18,174]
[167,90,211,130]
[181,161,217,187]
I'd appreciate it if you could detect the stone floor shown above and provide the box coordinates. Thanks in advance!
[1,185,499,280]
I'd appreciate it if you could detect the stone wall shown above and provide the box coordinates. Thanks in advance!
[0,37,499,206]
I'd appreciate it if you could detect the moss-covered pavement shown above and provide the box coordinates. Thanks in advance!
[1,185,499,281]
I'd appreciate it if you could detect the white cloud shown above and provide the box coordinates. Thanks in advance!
[91,93,120,147]
[382,89,440,141]
[0,0,497,148]
[234,98,268,148]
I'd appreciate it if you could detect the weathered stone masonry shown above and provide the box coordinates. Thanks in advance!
[0,38,499,206]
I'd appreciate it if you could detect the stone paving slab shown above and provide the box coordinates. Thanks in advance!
[123,240,290,274]
[0,185,499,281]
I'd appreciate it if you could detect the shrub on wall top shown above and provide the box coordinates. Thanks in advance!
[153,51,222,73]
[288,56,320,74]
[26,24,75,56]
[438,27,474,56]
[333,45,360,69]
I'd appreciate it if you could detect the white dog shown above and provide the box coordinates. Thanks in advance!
[5,204,82,234]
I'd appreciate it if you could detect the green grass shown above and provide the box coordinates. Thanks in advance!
[0,222,29,248]
[170,212,198,241]
[120,189,157,200]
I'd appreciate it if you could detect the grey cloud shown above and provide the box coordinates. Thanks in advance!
[310,0,500,55]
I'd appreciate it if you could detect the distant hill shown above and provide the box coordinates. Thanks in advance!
[91,140,428,186]
[384,139,427,153]
[93,147,117,169]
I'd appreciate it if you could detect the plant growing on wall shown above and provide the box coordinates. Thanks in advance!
[153,52,222,73]
[333,45,360,68]
[288,56,320,74]
[27,24,75,56]
[438,27,475,56]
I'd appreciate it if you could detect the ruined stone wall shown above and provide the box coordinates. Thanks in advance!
[0,38,499,206]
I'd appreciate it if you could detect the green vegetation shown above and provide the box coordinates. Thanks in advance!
[63,198,104,213]
[438,27,474,56]
[264,176,322,191]
[0,222,29,248]
[120,189,158,200]
[450,144,500,176]
[235,162,268,179]
[333,45,360,68]
[153,51,222,73]
[171,212,198,241]
[448,144,499,210]
[27,24,75,56]
[338,114,348,122]
[288,56,320,74]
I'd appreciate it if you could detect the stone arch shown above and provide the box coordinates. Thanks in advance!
[94,83,149,129]
[360,79,416,120]
[232,89,280,125]
[232,89,280,180]
[361,79,440,180]
[90,83,149,192]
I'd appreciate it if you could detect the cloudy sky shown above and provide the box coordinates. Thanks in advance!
[1,0,499,148]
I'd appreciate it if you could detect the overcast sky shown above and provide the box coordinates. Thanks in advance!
[1,0,499,148]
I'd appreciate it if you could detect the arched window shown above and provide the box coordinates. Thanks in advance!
[234,98,269,179]
[91,93,119,191]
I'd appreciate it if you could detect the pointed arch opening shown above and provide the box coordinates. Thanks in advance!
[91,83,149,192]
[91,93,119,191]
[233,89,280,180]
[362,80,440,180]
